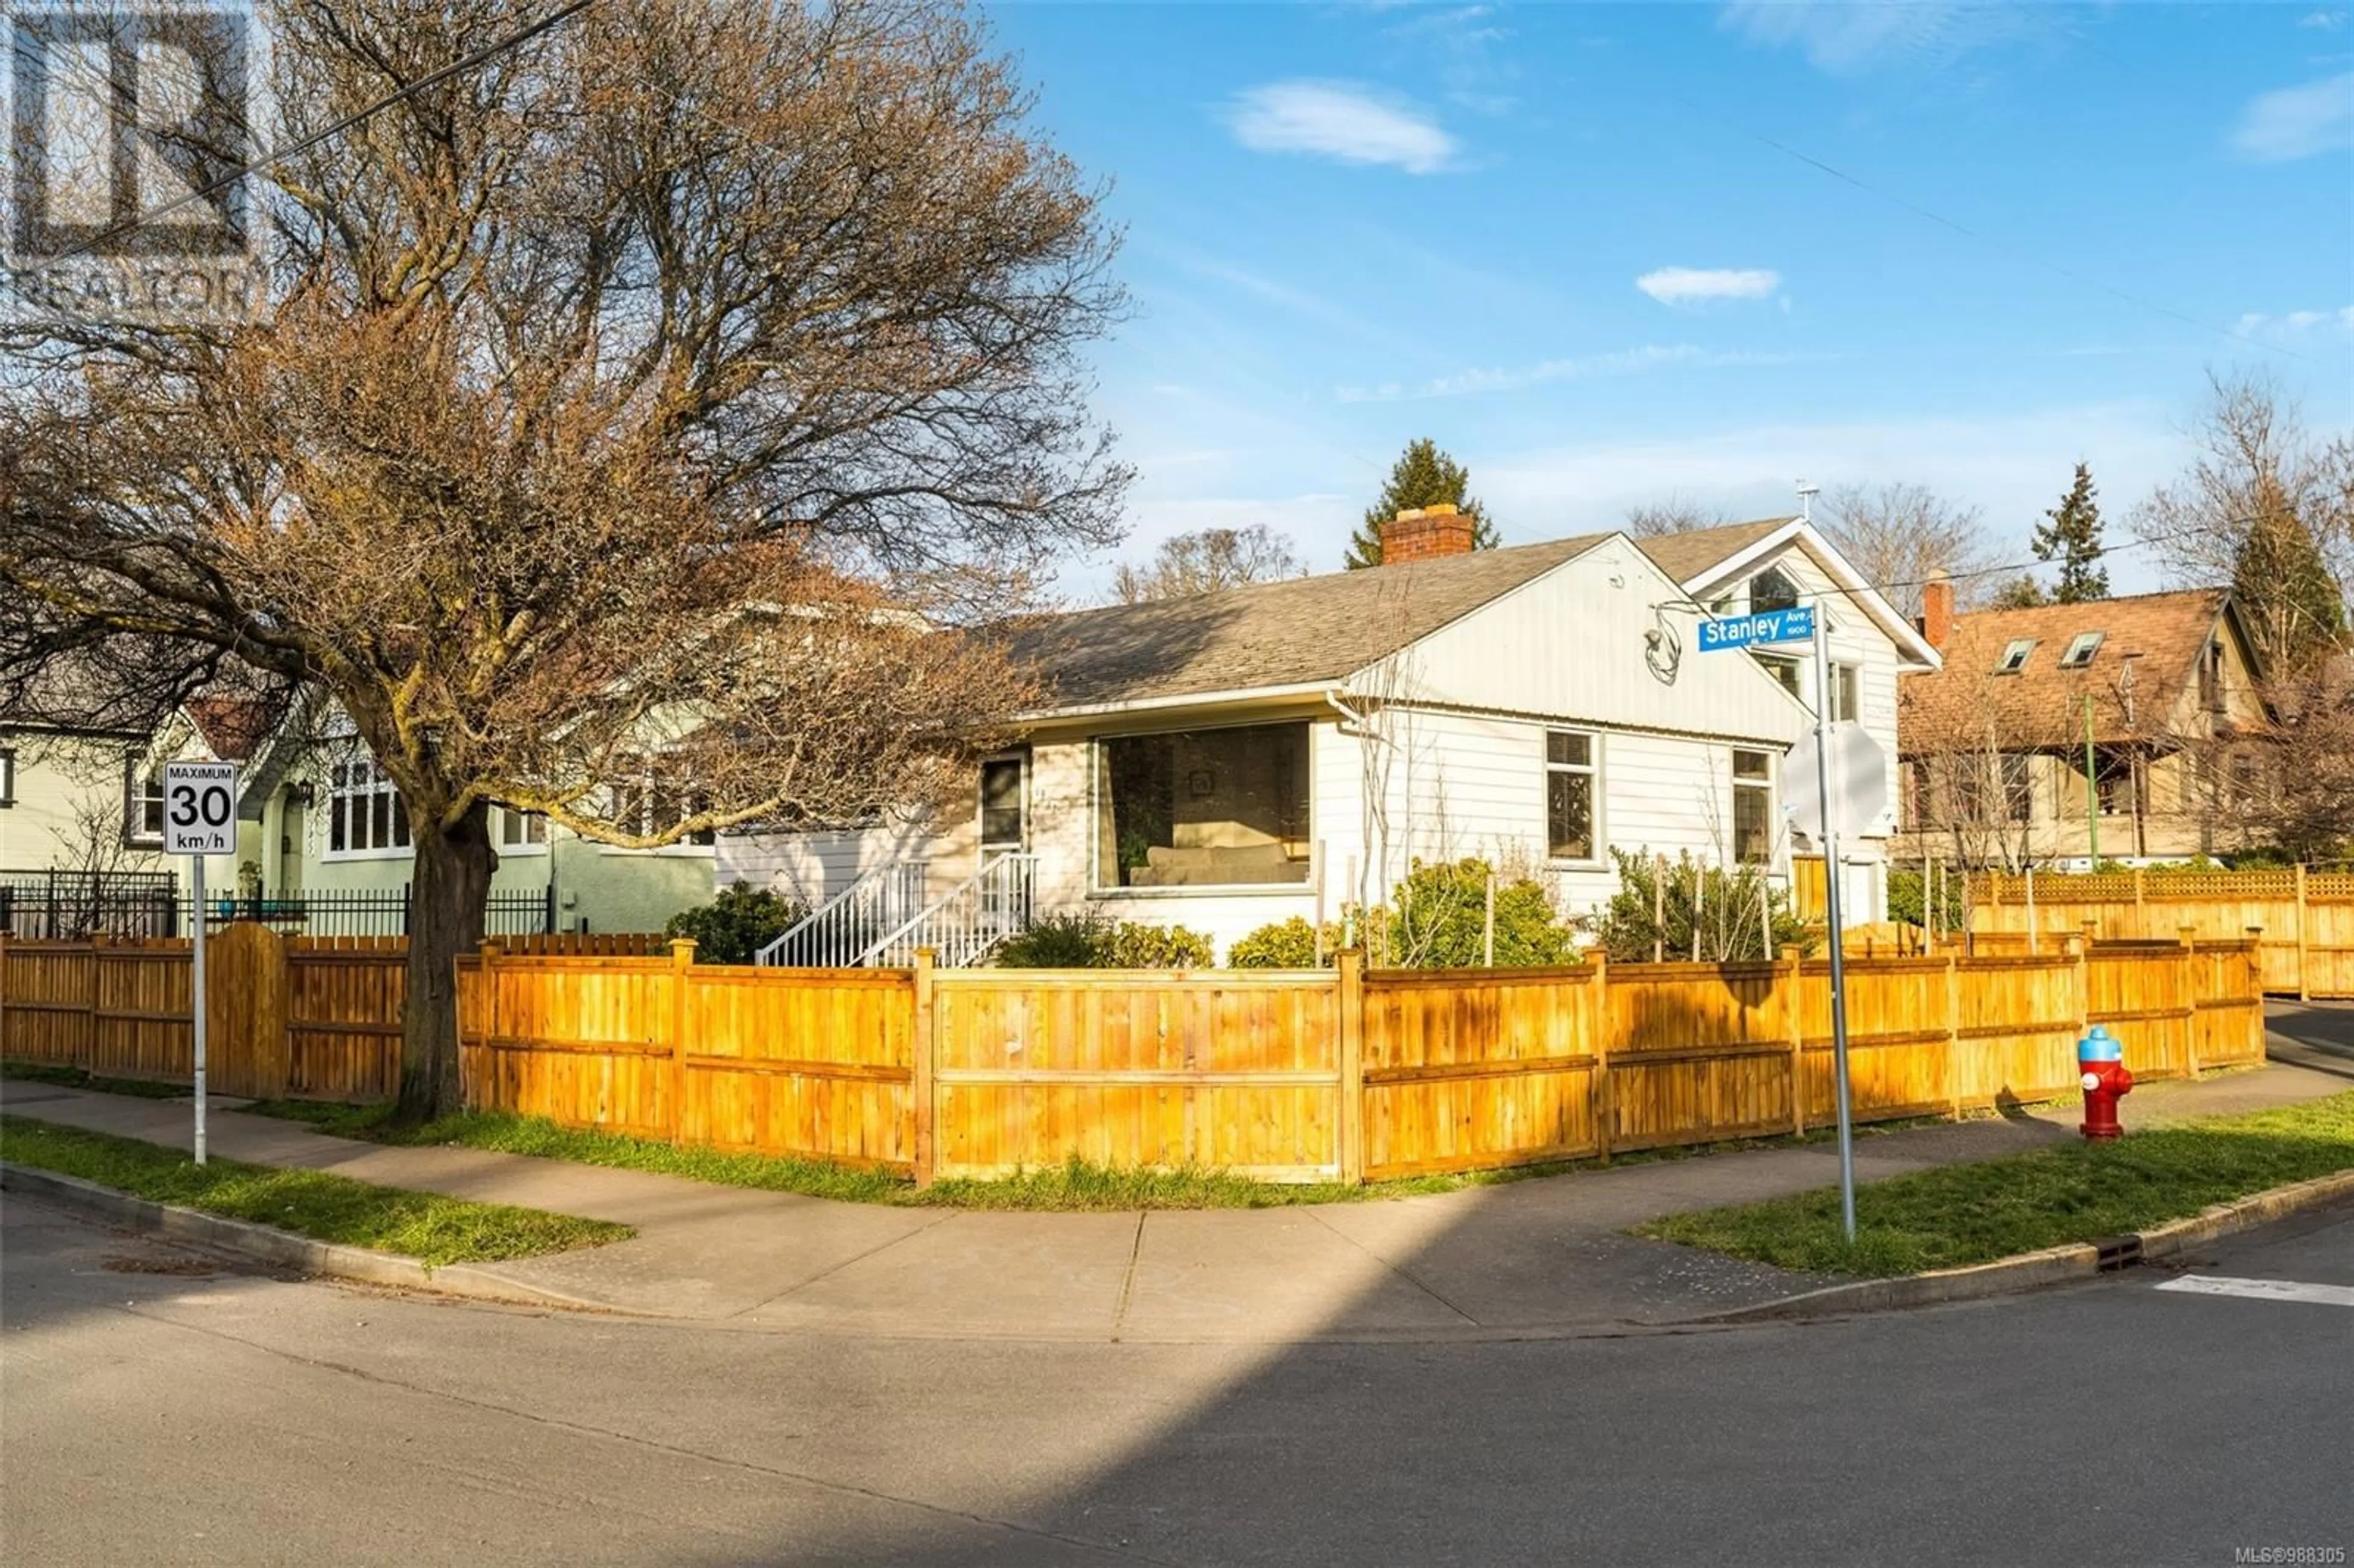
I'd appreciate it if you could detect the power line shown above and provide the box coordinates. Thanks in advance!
[42,0,602,268]
[1666,93,2315,367]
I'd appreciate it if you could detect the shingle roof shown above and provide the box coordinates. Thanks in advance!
[1897,588,2241,753]
[1008,534,1613,710]
[1631,517,1797,586]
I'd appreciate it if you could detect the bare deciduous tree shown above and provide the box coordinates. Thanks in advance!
[1111,525,1306,603]
[1621,496,1732,538]
[0,0,1127,1117]
[1818,482,2000,621]
[2137,370,2352,678]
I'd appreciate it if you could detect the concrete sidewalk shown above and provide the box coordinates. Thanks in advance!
[5,1013,2348,1343]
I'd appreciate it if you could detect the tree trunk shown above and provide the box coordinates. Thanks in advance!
[396,802,494,1124]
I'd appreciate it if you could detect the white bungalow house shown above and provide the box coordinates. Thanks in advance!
[720,508,1940,964]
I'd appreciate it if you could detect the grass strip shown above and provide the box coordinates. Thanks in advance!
[242,1098,1952,1211]
[4,1060,196,1098]
[0,1114,633,1265]
[1632,1089,2354,1277]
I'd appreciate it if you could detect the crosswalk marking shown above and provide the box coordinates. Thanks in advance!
[2155,1275,2354,1308]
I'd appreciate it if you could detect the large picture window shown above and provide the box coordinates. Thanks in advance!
[495,807,548,852]
[1095,723,1308,888]
[327,759,410,854]
[1545,729,1597,862]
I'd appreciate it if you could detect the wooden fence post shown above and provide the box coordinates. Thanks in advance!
[912,947,938,1187]
[668,937,695,1146]
[1945,949,1963,1121]
[1781,943,1805,1137]
[2067,929,2088,1042]
[2178,924,2200,1078]
[2295,862,2310,1002]
[1590,951,1612,1164]
[1336,947,1365,1184]
[2247,926,2268,1062]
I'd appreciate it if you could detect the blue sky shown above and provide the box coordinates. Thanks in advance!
[986,1,2354,598]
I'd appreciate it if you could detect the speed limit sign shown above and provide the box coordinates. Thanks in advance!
[162,760,240,855]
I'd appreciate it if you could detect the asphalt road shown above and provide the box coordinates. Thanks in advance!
[4,1192,2349,1568]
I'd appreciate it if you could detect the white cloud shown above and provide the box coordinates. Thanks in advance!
[2232,305,2354,341]
[2299,9,2348,30]
[1225,80,1459,174]
[1335,343,1804,403]
[2230,73,2354,161]
[1636,267,1783,307]
[1719,1,2046,75]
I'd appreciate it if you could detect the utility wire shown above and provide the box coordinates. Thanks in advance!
[1666,93,2315,367]
[42,0,603,267]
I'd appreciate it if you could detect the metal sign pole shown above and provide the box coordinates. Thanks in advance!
[191,854,207,1166]
[1812,609,1856,1239]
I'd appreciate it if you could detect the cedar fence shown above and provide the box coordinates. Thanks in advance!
[1970,867,2354,1000]
[2,925,2268,1184]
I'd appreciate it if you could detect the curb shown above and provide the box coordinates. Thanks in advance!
[0,1163,612,1314]
[1668,1166,2354,1325]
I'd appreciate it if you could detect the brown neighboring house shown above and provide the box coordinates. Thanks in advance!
[1894,580,2271,866]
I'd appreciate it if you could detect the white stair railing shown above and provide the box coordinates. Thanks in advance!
[756,860,931,967]
[856,853,1037,969]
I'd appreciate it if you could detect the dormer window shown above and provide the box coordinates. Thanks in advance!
[1996,638,2036,674]
[2059,631,2105,669]
[1751,566,1800,614]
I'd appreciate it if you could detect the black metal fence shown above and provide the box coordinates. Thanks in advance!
[0,870,180,940]
[0,872,553,940]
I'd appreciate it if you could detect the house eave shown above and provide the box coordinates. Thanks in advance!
[1680,520,1945,673]
[1013,680,1341,727]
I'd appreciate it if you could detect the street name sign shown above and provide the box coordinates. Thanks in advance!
[1696,605,1816,652]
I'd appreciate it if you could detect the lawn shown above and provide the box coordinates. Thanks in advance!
[0,1115,633,1265]
[240,1097,1961,1211]
[1633,1089,2354,1277]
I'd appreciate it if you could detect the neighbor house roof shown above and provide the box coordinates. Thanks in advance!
[185,697,283,762]
[1897,588,2253,753]
[1007,533,1613,712]
[1631,517,1796,587]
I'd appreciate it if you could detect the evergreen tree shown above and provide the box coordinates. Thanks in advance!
[2231,503,2348,675]
[2031,462,2109,602]
[1346,438,1499,568]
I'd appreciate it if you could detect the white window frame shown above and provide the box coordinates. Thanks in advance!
[1731,748,1775,866]
[1831,661,1861,723]
[600,766,716,856]
[494,805,549,856]
[1997,638,2037,674]
[1544,728,1603,868]
[2059,631,2104,669]
[124,761,166,846]
[324,758,413,859]
[978,752,1029,854]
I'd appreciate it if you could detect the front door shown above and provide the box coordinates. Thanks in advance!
[979,755,1028,858]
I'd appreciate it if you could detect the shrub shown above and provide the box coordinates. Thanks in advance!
[1591,850,1810,963]
[1225,916,1339,969]
[1887,867,1964,934]
[994,915,1215,969]
[994,913,1110,968]
[663,882,804,965]
[1384,858,1577,969]
[1098,921,1216,969]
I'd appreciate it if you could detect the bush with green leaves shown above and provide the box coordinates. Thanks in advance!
[1887,867,1964,934]
[994,914,1216,969]
[1225,916,1341,969]
[1384,858,1577,969]
[1591,850,1810,963]
[663,882,805,965]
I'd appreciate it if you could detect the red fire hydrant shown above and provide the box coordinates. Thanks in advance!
[2078,1024,2133,1141]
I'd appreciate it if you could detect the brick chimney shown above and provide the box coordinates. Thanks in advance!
[1381,503,1476,564]
[1918,571,1955,651]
